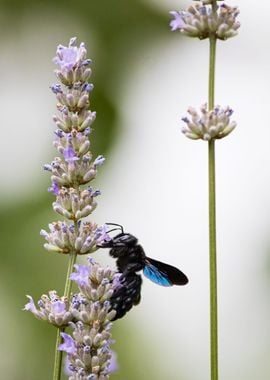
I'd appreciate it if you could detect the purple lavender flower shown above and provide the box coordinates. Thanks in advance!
[26,37,119,380]
[91,189,101,197]
[58,333,76,354]
[60,260,119,377]
[93,155,105,167]
[169,3,240,40]
[181,103,236,141]
[63,146,79,163]
[112,273,123,291]
[43,164,52,172]
[48,182,60,196]
[84,127,92,136]
[107,351,118,373]
[51,300,67,314]
[23,295,37,313]
[64,357,74,377]
[70,264,91,287]
[94,224,111,244]
[50,84,63,94]
[82,82,94,93]
[54,129,65,138]
[169,11,186,31]
[53,37,87,71]
[24,291,72,326]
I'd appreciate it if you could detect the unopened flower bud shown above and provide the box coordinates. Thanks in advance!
[181,103,236,141]
[170,2,240,40]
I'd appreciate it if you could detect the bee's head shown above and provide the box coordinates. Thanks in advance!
[97,223,138,248]
[111,232,138,246]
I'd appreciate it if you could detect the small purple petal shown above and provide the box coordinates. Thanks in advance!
[94,225,111,244]
[107,351,118,373]
[64,357,74,376]
[53,47,78,71]
[70,264,91,287]
[52,300,66,314]
[92,189,101,197]
[52,160,60,169]
[71,293,85,309]
[94,155,105,167]
[82,83,94,92]
[53,38,89,71]
[181,117,189,124]
[225,108,233,116]
[82,58,92,66]
[58,333,76,354]
[112,274,123,290]
[54,129,65,138]
[62,106,69,115]
[68,224,75,233]
[50,84,63,94]
[23,295,37,313]
[87,257,96,265]
[43,164,52,172]
[84,127,92,136]
[169,11,186,31]
[63,146,79,162]
[48,182,60,196]
[85,236,92,244]
[199,6,207,16]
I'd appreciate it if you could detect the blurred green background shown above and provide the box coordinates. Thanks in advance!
[1,0,270,379]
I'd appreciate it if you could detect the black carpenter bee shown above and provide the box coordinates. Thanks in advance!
[98,223,188,320]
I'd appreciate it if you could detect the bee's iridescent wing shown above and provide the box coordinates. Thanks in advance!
[143,257,188,286]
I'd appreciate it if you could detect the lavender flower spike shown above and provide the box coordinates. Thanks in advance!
[170,2,240,40]
[41,37,107,249]
[61,259,119,379]
[25,37,119,380]
[181,103,236,141]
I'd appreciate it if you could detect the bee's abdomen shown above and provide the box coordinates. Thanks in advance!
[110,274,142,320]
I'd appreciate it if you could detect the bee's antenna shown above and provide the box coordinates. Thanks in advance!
[105,223,124,234]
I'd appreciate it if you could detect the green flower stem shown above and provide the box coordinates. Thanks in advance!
[53,327,64,380]
[208,35,216,110]
[52,251,77,380]
[208,139,218,380]
[208,1,218,379]
[64,251,78,298]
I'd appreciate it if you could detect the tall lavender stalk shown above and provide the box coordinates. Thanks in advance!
[24,38,118,380]
[170,1,240,379]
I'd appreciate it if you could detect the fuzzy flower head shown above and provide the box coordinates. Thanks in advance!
[70,258,118,323]
[52,186,101,220]
[46,37,101,205]
[181,103,236,141]
[59,322,115,380]
[53,37,89,73]
[26,38,119,379]
[52,37,91,88]
[41,222,110,255]
[58,260,119,379]
[23,291,73,327]
[170,2,240,40]
[43,36,108,256]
